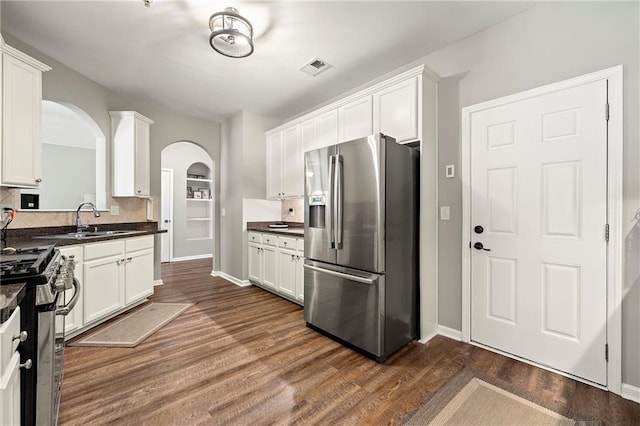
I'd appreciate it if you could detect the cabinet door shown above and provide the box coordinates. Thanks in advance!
[316,109,338,149]
[248,243,263,283]
[338,96,373,143]
[300,119,316,153]
[0,352,20,426]
[277,249,296,298]
[124,248,154,305]
[282,126,302,198]
[296,255,304,301]
[2,53,42,187]
[134,118,150,196]
[83,254,124,324]
[266,132,283,199]
[262,245,278,289]
[374,77,418,143]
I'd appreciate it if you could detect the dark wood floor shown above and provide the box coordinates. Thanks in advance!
[58,259,640,425]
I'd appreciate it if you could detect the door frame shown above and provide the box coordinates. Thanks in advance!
[460,65,623,394]
[161,168,175,262]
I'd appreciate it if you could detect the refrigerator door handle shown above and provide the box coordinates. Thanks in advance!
[335,155,343,249]
[303,263,375,285]
[329,154,336,249]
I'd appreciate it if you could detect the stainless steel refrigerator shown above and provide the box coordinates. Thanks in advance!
[303,133,419,362]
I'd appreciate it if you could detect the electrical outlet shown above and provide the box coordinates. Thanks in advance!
[221,208,226,216]
[110,205,119,216]
[288,207,295,217]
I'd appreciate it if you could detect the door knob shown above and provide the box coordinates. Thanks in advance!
[473,242,491,251]
[474,225,484,234]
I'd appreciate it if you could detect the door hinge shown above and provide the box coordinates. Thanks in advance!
[605,224,610,242]
[605,103,610,121]
[605,343,609,362]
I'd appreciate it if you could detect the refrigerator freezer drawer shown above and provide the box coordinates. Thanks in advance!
[303,261,384,358]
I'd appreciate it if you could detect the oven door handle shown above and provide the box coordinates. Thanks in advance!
[56,277,80,316]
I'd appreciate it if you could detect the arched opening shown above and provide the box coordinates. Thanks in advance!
[20,100,106,211]
[161,141,215,263]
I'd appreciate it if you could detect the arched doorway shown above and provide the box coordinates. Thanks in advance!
[161,142,215,263]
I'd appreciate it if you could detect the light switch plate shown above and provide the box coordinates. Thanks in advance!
[440,206,450,221]
[110,205,119,216]
[221,208,226,217]
[445,164,455,178]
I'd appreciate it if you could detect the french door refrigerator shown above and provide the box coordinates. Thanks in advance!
[303,133,419,362]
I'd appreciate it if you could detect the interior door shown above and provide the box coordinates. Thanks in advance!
[160,169,173,262]
[470,79,608,385]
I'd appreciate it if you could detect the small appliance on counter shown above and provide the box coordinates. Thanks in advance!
[303,133,419,362]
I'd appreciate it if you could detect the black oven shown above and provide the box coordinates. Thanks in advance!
[0,246,79,426]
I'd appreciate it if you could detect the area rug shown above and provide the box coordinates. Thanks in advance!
[404,367,601,425]
[69,303,193,348]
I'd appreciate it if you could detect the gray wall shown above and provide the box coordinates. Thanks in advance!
[2,32,222,280]
[419,2,639,386]
[220,110,279,280]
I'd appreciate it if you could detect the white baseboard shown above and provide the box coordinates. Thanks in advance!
[622,383,640,403]
[211,270,251,287]
[418,330,439,344]
[437,325,463,341]
[171,254,213,262]
[153,279,164,286]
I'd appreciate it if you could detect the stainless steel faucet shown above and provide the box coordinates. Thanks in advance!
[76,202,101,232]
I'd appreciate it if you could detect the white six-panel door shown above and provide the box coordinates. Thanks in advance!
[469,79,608,385]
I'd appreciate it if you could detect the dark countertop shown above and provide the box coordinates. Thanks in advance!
[247,221,304,237]
[4,222,166,250]
[1,283,25,324]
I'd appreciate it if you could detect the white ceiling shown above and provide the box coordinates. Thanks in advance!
[1,1,535,122]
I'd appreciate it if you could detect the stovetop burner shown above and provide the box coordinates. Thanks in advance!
[0,245,56,282]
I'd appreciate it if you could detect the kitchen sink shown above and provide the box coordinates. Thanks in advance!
[34,230,146,240]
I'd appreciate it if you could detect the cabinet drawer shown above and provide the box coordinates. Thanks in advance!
[125,235,153,253]
[279,236,296,250]
[262,234,277,247]
[297,238,304,252]
[84,240,124,261]
[0,307,20,374]
[248,232,262,244]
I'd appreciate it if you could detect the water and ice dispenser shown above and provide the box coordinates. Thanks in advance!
[308,195,326,228]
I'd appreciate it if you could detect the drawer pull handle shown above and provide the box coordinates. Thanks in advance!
[13,331,28,343]
[19,359,33,370]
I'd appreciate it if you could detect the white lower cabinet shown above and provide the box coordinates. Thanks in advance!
[58,235,155,338]
[124,238,154,304]
[83,240,126,324]
[247,231,304,304]
[0,308,21,426]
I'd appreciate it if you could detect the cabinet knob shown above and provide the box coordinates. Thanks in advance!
[35,178,42,183]
[19,359,33,370]
[13,331,28,343]
[137,190,142,193]
[283,241,287,246]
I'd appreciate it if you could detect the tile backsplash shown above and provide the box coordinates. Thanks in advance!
[0,187,152,228]
[281,198,304,223]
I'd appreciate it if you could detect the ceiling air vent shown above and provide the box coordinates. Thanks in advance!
[299,57,331,77]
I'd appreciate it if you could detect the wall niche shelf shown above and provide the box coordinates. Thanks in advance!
[186,162,213,240]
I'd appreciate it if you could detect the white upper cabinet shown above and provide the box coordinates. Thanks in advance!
[373,76,419,144]
[110,111,153,197]
[266,131,283,199]
[338,96,373,143]
[300,109,338,153]
[267,126,303,200]
[283,126,302,197]
[0,41,50,187]
[315,109,338,149]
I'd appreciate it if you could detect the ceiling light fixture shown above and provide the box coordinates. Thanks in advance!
[209,7,254,59]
